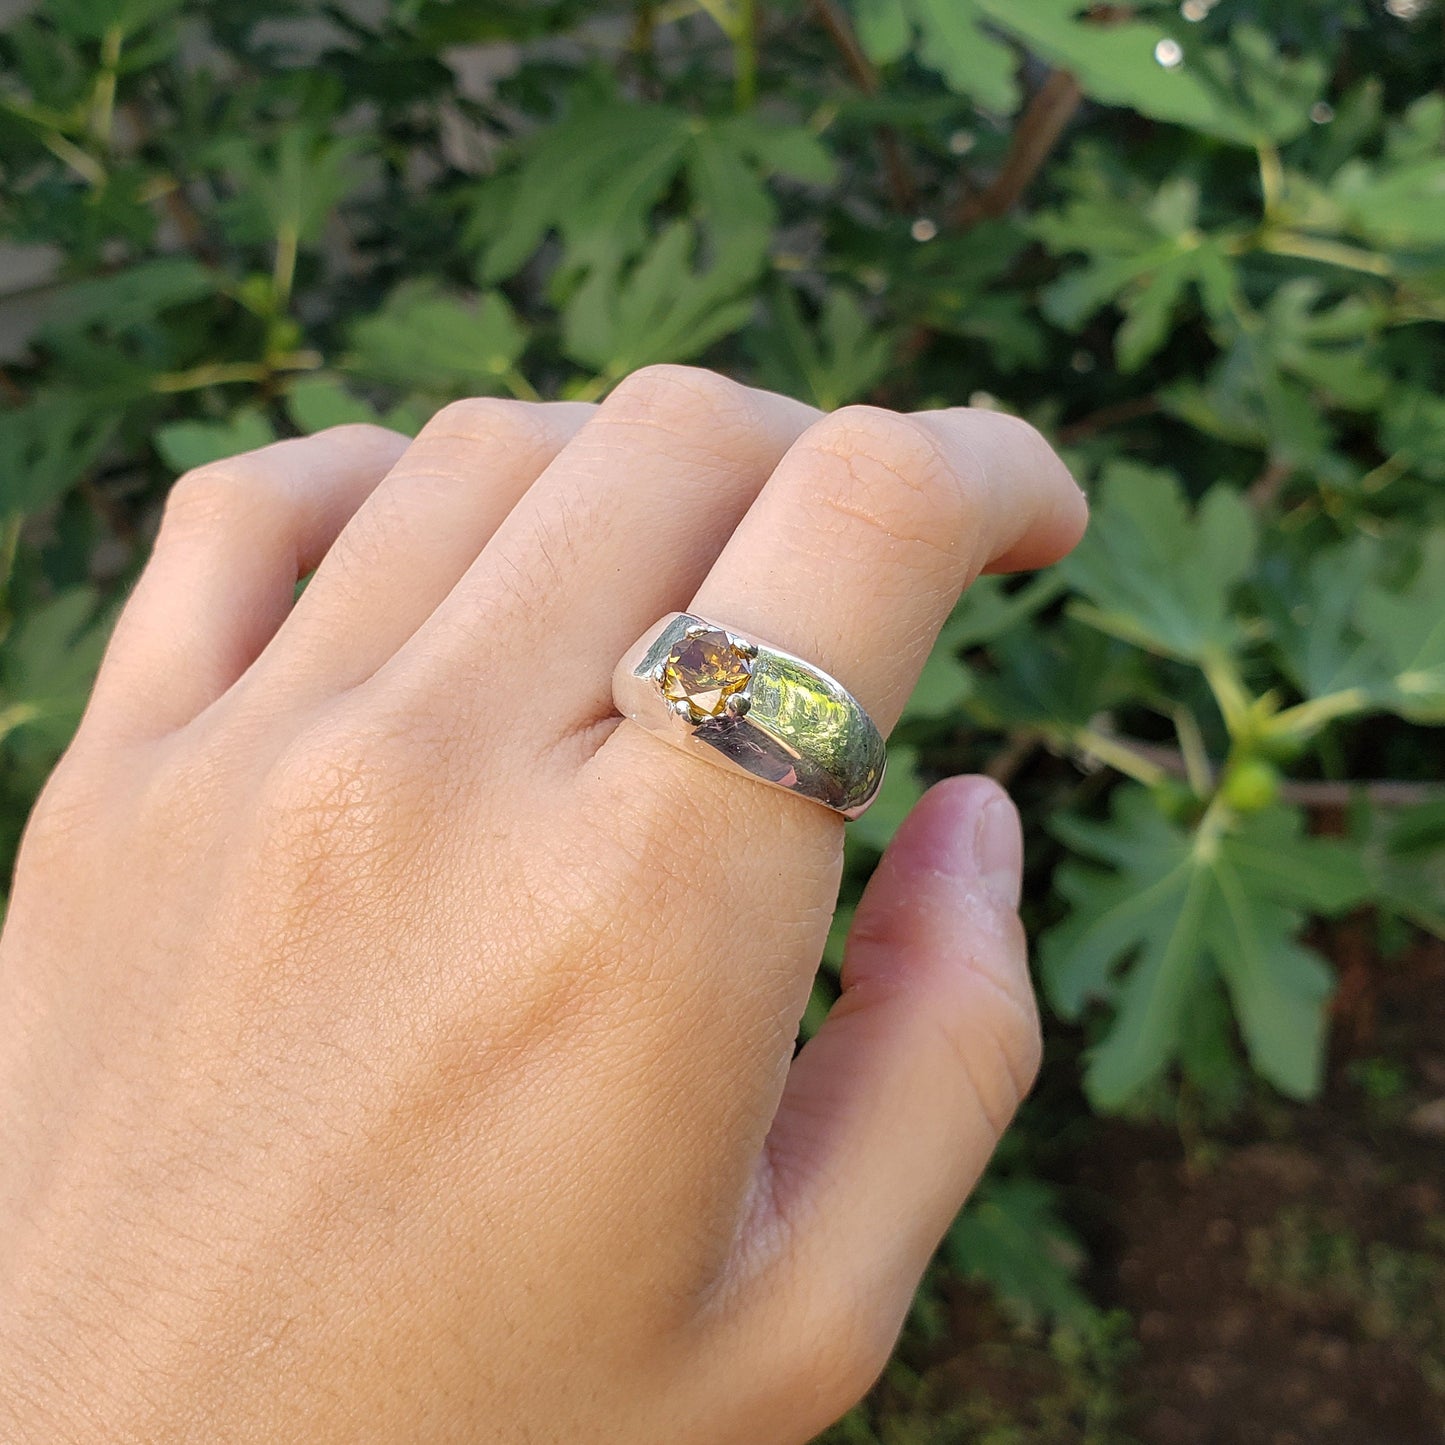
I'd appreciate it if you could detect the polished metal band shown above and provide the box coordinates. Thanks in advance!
[611,612,887,819]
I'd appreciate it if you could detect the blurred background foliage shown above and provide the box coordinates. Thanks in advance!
[2,0,1444,1438]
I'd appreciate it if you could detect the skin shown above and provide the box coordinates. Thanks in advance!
[0,366,1087,1444]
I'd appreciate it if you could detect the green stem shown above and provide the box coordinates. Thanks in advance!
[38,130,107,187]
[1256,141,1284,222]
[0,703,40,746]
[733,0,758,109]
[693,0,737,32]
[1190,795,1233,864]
[0,511,21,649]
[1359,451,1410,495]
[89,25,124,153]
[570,374,611,404]
[502,368,542,403]
[0,513,20,593]
[1258,231,1393,278]
[272,223,300,316]
[1173,706,1213,796]
[1199,646,1253,738]
[1267,687,1371,739]
[0,94,74,131]
[1073,728,1169,788]
[152,352,321,394]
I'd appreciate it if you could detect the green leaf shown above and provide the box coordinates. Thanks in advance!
[1035,168,1241,372]
[1042,790,1366,1109]
[284,376,383,434]
[965,621,1140,735]
[0,392,119,517]
[948,572,1066,651]
[1263,537,1390,701]
[975,1,1241,140]
[977,9,1322,145]
[1062,467,1256,661]
[1332,157,1445,248]
[717,113,837,188]
[1205,881,1333,1100]
[0,587,110,754]
[476,100,693,282]
[1356,531,1445,723]
[46,0,183,39]
[1264,529,1445,727]
[848,744,925,854]
[39,257,214,337]
[855,0,1021,113]
[1176,973,1248,1114]
[947,1176,1093,1328]
[347,281,526,397]
[1358,800,1445,940]
[853,0,910,65]
[750,285,892,411]
[210,129,364,248]
[904,642,972,723]
[1257,281,1386,411]
[474,99,821,286]
[1161,337,1338,473]
[561,221,757,377]
[1381,390,1445,482]
[1185,24,1328,146]
[154,411,275,473]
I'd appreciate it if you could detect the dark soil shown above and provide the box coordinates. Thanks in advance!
[832,931,1445,1444]
[1079,930,1445,1445]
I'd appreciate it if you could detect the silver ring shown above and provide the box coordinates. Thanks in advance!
[611,613,887,819]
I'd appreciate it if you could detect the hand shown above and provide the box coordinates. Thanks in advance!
[0,367,1086,1444]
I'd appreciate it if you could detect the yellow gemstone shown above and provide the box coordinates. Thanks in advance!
[661,629,752,717]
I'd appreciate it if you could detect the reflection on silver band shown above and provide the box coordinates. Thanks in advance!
[611,612,887,819]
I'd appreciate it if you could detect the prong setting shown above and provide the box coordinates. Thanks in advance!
[657,623,754,724]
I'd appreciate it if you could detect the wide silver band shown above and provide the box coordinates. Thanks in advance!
[611,612,887,819]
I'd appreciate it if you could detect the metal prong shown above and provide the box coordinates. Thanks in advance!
[729,635,759,658]
[725,692,752,718]
[650,662,666,683]
[684,623,708,638]
[671,698,695,722]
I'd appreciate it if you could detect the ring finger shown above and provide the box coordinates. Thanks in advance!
[587,401,1085,1173]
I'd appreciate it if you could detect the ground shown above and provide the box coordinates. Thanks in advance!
[825,931,1445,1444]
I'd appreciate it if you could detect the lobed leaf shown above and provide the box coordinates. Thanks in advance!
[1061,464,1256,662]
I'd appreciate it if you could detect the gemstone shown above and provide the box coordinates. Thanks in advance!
[660,628,752,718]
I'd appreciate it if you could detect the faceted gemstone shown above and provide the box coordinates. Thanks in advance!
[660,628,751,717]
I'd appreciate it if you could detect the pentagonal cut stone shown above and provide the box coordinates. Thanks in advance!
[660,629,751,717]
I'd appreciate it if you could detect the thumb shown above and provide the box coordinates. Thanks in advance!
[758,775,1041,1317]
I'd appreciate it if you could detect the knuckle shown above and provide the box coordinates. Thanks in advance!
[19,756,103,867]
[804,406,946,478]
[417,396,545,456]
[793,407,976,557]
[249,714,426,903]
[980,408,1058,475]
[600,363,752,428]
[161,459,280,539]
[313,421,405,452]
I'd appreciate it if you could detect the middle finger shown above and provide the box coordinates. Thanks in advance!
[393,365,818,754]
